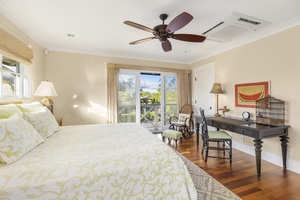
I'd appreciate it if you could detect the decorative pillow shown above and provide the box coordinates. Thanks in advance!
[178,113,190,125]
[0,104,22,119]
[0,113,44,164]
[23,106,60,138]
[16,101,43,112]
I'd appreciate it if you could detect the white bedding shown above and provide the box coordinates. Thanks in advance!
[0,123,196,199]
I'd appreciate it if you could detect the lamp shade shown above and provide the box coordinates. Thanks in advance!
[34,81,58,97]
[210,83,223,94]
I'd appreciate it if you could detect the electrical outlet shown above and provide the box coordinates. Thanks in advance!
[240,136,245,142]
[288,149,293,157]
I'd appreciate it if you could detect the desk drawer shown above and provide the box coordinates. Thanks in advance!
[234,127,254,137]
[218,123,234,131]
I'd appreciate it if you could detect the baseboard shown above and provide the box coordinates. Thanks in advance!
[233,141,300,174]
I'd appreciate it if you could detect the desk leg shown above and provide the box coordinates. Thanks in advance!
[280,135,289,170]
[254,139,263,177]
[196,122,200,146]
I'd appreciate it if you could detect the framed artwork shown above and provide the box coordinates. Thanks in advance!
[235,81,269,108]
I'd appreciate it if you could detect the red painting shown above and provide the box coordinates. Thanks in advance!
[235,81,269,108]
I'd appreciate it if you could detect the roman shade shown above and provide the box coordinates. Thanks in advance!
[0,28,33,65]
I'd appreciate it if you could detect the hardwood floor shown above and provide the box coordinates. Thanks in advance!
[159,134,300,200]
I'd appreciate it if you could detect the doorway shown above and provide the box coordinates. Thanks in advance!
[193,63,215,116]
[118,70,177,131]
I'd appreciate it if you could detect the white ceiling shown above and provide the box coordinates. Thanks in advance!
[1,0,300,64]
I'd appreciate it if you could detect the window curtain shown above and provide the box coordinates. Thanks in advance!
[106,64,119,124]
[176,72,191,113]
[0,28,33,65]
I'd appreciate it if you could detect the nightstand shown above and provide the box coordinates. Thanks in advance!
[55,117,63,126]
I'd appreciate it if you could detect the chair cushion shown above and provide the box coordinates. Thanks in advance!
[208,131,232,140]
[163,130,183,140]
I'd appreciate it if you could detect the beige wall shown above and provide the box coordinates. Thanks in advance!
[191,25,300,171]
[0,14,45,103]
[44,51,188,125]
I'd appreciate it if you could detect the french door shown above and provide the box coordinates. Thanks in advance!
[118,69,177,131]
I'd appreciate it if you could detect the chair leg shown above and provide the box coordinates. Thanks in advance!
[201,135,205,153]
[229,140,232,164]
[167,138,171,144]
[180,127,187,139]
[205,141,209,162]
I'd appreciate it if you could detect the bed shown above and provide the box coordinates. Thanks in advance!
[0,102,196,199]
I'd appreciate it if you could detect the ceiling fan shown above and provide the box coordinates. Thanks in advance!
[124,12,206,52]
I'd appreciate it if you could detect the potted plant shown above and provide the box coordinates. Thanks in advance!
[218,106,230,116]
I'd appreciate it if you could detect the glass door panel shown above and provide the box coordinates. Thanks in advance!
[140,73,161,131]
[162,75,177,129]
[118,70,177,132]
[118,73,137,123]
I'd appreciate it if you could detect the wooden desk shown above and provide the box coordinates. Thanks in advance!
[195,116,290,177]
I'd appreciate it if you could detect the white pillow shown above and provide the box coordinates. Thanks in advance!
[0,113,44,164]
[16,101,43,112]
[22,106,60,138]
[0,104,22,119]
[178,113,190,125]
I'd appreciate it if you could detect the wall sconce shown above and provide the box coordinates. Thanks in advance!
[210,83,223,117]
[34,81,58,114]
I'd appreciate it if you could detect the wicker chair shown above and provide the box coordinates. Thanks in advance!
[199,108,232,164]
[169,104,194,139]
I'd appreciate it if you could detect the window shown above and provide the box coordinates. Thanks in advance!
[0,55,30,98]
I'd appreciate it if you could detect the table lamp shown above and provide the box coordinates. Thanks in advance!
[34,80,58,114]
[210,83,223,117]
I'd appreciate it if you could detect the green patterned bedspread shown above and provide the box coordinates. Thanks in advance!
[0,123,196,199]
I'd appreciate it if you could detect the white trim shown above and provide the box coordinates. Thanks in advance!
[233,141,300,174]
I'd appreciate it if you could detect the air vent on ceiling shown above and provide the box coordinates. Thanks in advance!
[203,12,271,42]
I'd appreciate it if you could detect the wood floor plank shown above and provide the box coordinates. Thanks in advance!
[159,133,300,199]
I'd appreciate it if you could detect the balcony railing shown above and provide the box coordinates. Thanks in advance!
[118,103,177,130]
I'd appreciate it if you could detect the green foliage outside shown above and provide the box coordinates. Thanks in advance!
[118,74,177,126]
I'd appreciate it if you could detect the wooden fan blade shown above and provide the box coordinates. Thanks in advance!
[124,21,156,33]
[162,39,172,52]
[166,12,193,33]
[129,37,156,45]
[172,34,206,42]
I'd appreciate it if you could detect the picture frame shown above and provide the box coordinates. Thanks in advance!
[235,81,269,108]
